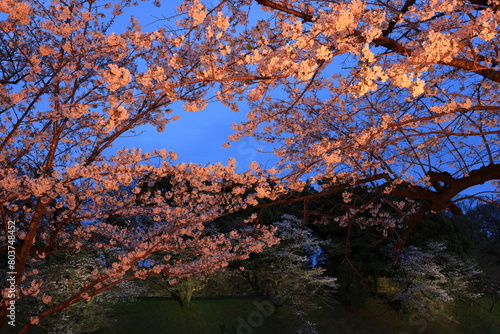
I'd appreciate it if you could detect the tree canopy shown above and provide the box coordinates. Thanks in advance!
[1,0,499,332]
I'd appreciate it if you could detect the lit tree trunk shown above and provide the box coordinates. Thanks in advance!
[169,276,208,307]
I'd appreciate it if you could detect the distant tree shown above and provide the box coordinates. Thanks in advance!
[24,251,146,334]
[241,214,337,307]
[386,242,482,314]
[466,203,500,240]
[165,276,208,307]
[407,213,473,257]
[455,202,500,296]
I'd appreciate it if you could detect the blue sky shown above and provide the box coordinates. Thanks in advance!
[110,100,279,169]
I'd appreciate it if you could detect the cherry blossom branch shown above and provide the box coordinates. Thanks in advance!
[255,0,500,82]
[255,0,313,21]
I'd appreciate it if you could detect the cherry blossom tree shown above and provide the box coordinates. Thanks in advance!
[240,214,337,331]
[0,1,285,331]
[2,0,500,331]
[213,0,500,246]
[26,250,147,333]
[241,214,337,302]
[386,241,483,314]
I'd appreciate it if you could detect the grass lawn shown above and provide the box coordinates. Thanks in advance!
[99,296,414,334]
[101,297,303,334]
[4,295,498,333]
[100,295,500,334]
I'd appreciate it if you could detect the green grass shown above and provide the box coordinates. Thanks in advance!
[6,295,499,333]
[100,296,419,334]
[101,297,303,334]
[425,296,500,334]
